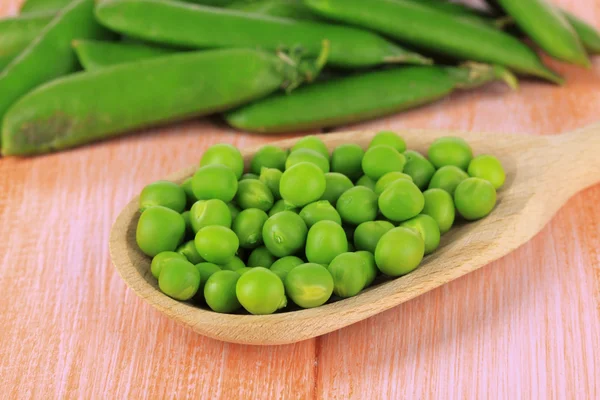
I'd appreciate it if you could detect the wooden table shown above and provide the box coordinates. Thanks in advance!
[1,1,599,398]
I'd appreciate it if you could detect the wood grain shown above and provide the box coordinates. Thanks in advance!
[1,0,599,398]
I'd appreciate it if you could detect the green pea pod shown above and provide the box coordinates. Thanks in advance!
[303,0,562,83]
[73,40,178,71]
[0,13,53,71]
[227,0,320,21]
[225,63,518,133]
[20,0,72,14]
[564,12,600,55]
[95,0,431,68]
[2,48,327,156]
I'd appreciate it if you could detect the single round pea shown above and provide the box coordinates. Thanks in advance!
[328,253,367,298]
[378,180,424,222]
[299,200,342,228]
[158,258,200,301]
[285,263,334,308]
[151,251,186,279]
[305,220,348,265]
[236,267,287,315]
[280,162,326,207]
[269,199,298,216]
[204,270,241,313]
[320,172,354,205]
[331,143,364,181]
[191,164,238,203]
[467,155,505,189]
[354,220,395,253]
[240,173,259,181]
[200,143,244,179]
[220,256,246,271]
[181,177,197,207]
[176,239,204,264]
[374,171,413,195]
[251,145,288,174]
[247,246,277,268]
[355,175,376,190]
[454,178,497,221]
[181,211,193,238]
[403,150,436,191]
[259,167,282,199]
[285,148,330,173]
[232,208,268,249]
[136,206,186,257]
[369,131,406,152]
[428,137,473,170]
[355,251,378,287]
[428,165,469,196]
[270,256,304,280]
[401,214,441,255]
[228,202,240,221]
[362,145,406,181]
[422,189,455,234]
[262,211,308,257]
[194,226,239,264]
[375,227,425,277]
[194,262,221,301]
[336,186,378,225]
[237,267,254,275]
[189,199,232,233]
[139,180,186,213]
[235,179,274,211]
[291,135,329,159]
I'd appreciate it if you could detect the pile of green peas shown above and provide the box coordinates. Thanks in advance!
[135,132,506,315]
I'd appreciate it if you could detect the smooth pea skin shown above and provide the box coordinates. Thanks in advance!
[375,227,425,277]
[299,200,342,228]
[354,220,394,253]
[151,251,186,279]
[291,135,329,159]
[422,188,455,234]
[139,180,186,213]
[158,258,201,301]
[355,250,378,287]
[355,175,376,191]
[190,199,232,233]
[361,145,406,181]
[200,143,244,179]
[320,172,354,205]
[336,186,379,225]
[236,267,287,315]
[454,177,497,221]
[193,262,222,302]
[220,256,246,271]
[280,162,326,207]
[269,199,299,216]
[400,214,441,255]
[428,137,473,170]
[328,252,367,298]
[233,208,269,249]
[305,220,348,265]
[248,246,277,268]
[428,165,469,196]
[403,150,436,190]
[236,267,254,275]
[262,211,308,257]
[136,206,186,257]
[181,177,197,207]
[191,164,238,203]
[467,155,505,189]
[204,270,242,313]
[369,131,406,152]
[270,255,304,280]
[259,167,282,199]
[374,171,413,195]
[176,240,204,264]
[331,143,364,181]
[378,179,424,222]
[250,145,288,174]
[285,148,330,173]
[194,225,239,264]
[235,179,274,211]
[285,263,334,308]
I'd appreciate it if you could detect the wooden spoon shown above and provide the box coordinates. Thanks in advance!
[109,123,600,345]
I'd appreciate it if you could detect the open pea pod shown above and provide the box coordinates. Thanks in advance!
[0,13,53,71]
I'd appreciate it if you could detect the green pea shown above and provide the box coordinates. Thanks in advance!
[232,208,269,249]
[181,211,193,238]
[336,186,378,225]
[428,137,473,170]
[139,180,186,213]
[200,143,244,179]
[280,162,326,207]
[269,199,299,216]
[355,250,378,287]
[191,164,238,203]
[204,270,242,313]
[375,227,424,277]
[305,220,348,265]
[355,175,376,191]
[320,172,354,205]
[262,211,308,257]
[220,256,246,271]
[270,255,304,280]
[285,263,334,308]
[194,225,239,264]
[189,199,232,233]
[328,252,367,298]
[403,150,436,190]
[151,251,186,280]
[291,135,329,159]
[369,131,406,152]
[299,200,342,228]
[374,171,413,195]
[228,202,241,221]
[181,177,197,207]
[176,239,204,264]
[194,262,221,301]
[251,145,288,174]
[158,258,201,301]
[236,267,287,315]
[285,148,330,173]
[236,267,254,275]
[235,179,274,211]
[422,188,455,234]
[247,246,277,268]
[240,173,259,181]
[259,167,282,200]
[454,177,497,221]
[362,145,406,181]
[400,214,441,255]
[136,206,186,257]
[428,165,469,196]
[467,155,505,189]
[354,220,394,253]
[378,179,424,222]
[331,143,364,181]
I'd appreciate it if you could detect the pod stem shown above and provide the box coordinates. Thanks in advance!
[277,40,330,93]
[451,62,519,90]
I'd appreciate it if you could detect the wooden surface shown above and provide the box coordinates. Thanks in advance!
[1,0,599,398]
